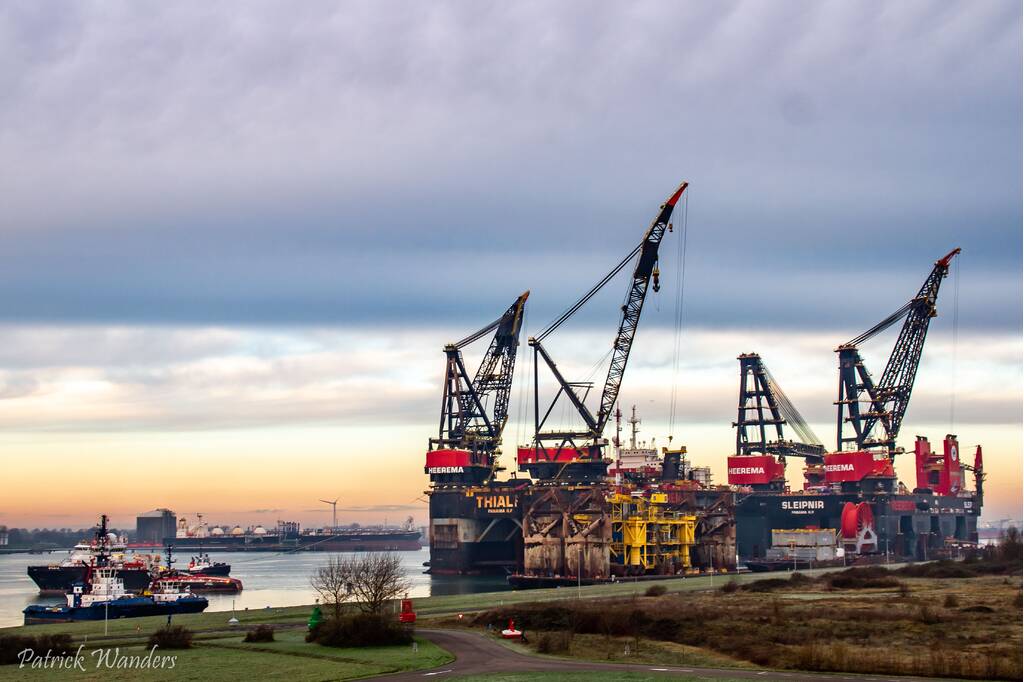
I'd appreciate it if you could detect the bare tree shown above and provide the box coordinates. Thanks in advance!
[310,553,410,619]
[349,553,411,615]
[310,556,355,620]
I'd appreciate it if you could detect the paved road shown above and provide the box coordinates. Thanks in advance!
[376,629,947,681]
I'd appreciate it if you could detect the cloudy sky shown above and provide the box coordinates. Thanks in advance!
[0,1,1020,529]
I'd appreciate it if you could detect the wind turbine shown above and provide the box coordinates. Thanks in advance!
[320,498,339,531]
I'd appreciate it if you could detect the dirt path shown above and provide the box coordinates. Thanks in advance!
[374,629,951,680]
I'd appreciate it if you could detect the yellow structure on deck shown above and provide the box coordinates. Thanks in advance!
[609,493,696,573]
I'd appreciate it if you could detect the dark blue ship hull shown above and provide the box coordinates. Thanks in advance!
[23,596,208,624]
[28,565,152,595]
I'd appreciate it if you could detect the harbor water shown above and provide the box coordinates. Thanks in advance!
[0,548,509,628]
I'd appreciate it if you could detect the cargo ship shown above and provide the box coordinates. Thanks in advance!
[165,518,422,552]
[150,546,243,593]
[27,516,158,595]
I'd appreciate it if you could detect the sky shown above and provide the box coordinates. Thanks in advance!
[0,1,1020,530]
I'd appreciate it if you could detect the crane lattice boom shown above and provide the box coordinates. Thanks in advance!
[836,248,959,454]
[429,292,529,485]
[526,182,687,471]
[734,353,825,462]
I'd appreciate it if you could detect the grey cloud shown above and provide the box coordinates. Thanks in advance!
[0,1,1017,333]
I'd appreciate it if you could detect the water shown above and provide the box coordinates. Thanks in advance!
[0,548,509,628]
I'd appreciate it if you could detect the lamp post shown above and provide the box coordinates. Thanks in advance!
[577,544,582,599]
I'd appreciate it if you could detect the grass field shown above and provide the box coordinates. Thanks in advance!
[0,564,857,641]
[0,631,451,681]
[3,561,1019,680]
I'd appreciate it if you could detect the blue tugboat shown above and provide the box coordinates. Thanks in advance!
[23,567,208,624]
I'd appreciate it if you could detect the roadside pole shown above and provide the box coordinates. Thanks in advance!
[577,545,581,599]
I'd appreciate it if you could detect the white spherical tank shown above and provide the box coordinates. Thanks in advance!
[253,526,267,536]
[230,526,244,536]
[210,526,225,536]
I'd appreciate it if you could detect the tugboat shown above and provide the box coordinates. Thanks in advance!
[27,515,155,594]
[186,553,231,577]
[23,563,207,624]
[154,546,243,594]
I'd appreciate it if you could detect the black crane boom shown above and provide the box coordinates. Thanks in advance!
[836,248,959,454]
[734,353,825,463]
[430,291,529,484]
[526,182,687,477]
[596,189,685,433]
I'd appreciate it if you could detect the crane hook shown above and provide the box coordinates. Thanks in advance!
[652,264,661,293]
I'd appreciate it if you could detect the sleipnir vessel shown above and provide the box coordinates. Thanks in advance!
[732,248,984,561]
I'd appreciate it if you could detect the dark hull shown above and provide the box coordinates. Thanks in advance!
[158,574,243,593]
[428,486,523,575]
[187,563,230,576]
[736,491,980,562]
[23,596,208,624]
[165,532,421,552]
[507,572,702,589]
[28,565,152,595]
[745,558,846,572]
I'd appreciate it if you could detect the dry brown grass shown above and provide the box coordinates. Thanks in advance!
[473,572,1023,680]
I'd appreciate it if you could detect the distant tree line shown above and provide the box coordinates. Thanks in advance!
[2,527,134,549]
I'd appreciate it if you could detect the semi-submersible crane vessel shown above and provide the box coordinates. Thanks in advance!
[426,182,734,579]
[730,248,983,565]
[424,184,983,579]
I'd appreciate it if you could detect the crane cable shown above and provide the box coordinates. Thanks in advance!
[514,304,531,449]
[668,190,690,439]
[949,254,960,431]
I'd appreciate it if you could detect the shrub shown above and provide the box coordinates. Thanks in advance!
[0,635,33,666]
[307,613,412,648]
[1,634,74,665]
[244,625,275,643]
[644,584,667,597]
[788,572,814,586]
[535,630,571,654]
[720,579,740,593]
[35,634,73,656]
[942,594,959,608]
[147,625,193,650]
[959,604,995,613]
[743,578,792,592]
[896,560,973,579]
[826,567,902,590]
[916,605,941,624]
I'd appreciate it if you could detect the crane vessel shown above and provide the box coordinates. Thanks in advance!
[732,249,983,565]
[424,182,983,581]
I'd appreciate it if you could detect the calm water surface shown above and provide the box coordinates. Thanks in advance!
[0,548,509,628]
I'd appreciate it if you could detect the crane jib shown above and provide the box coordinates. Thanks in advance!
[526,181,688,473]
[835,248,960,454]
